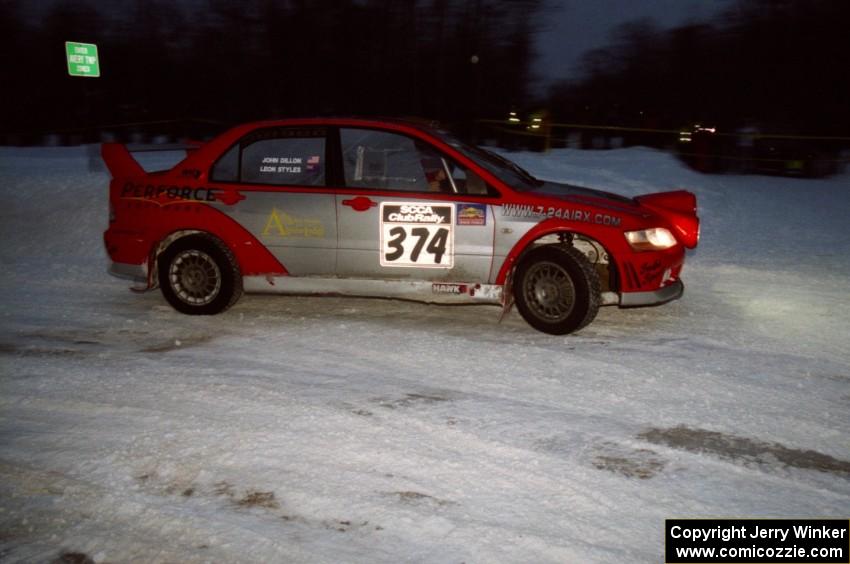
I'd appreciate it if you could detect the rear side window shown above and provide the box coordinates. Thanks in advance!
[210,127,326,186]
[211,145,239,181]
[242,136,325,186]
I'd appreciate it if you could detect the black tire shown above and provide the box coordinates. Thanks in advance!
[157,234,242,315]
[513,245,601,335]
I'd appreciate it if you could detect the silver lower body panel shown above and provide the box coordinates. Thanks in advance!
[619,280,684,307]
[243,275,503,305]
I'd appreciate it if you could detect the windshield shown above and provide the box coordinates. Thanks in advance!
[430,129,635,205]
[432,130,541,190]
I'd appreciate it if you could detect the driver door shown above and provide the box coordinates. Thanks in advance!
[334,127,494,281]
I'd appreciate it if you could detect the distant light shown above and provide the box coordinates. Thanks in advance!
[509,111,517,116]
[532,117,542,123]
[529,124,541,130]
[470,55,479,64]
[508,117,520,123]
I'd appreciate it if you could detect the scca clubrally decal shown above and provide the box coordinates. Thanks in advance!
[380,203,454,268]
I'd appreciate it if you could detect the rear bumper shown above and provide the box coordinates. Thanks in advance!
[108,261,147,284]
[620,280,684,307]
[104,227,150,285]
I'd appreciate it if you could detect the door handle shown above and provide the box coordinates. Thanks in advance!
[342,196,377,212]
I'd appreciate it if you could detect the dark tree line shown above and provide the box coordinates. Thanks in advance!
[1,0,543,143]
[547,0,850,138]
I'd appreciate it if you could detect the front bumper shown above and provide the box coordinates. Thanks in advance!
[619,280,684,307]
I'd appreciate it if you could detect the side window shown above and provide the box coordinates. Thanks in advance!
[444,160,490,195]
[340,128,445,192]
[340,128,491,195]
[340,129,428,192]
[210,144,239,182]
[210,128,326,186]
[242,134,325,186]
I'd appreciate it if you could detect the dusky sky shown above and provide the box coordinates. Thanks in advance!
[534,0,736,88]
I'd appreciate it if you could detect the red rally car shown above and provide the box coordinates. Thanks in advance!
[102,118,699,335]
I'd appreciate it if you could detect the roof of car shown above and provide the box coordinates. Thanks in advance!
[237,116,444,135]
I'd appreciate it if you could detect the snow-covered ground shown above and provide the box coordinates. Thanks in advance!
[1,146,848,563]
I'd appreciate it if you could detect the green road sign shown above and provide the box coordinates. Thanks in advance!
[65,42,100,77]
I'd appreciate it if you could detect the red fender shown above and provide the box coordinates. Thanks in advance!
[106,196,287,277]
[495,218,624,285]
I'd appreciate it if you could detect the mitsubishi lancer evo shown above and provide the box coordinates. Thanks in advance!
[102,118,699,334]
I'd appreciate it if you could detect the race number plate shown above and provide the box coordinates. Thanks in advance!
[380,202,454,268]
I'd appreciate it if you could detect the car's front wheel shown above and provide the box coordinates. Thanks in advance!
[158,235,242,315]
[513,245,600,335]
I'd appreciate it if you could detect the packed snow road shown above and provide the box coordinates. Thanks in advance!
[1,146,848,563]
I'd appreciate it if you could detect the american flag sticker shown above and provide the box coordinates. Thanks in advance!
[306,155,321,172]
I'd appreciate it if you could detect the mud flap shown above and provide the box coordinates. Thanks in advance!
[130,252,158,293]
[498,267,515,323]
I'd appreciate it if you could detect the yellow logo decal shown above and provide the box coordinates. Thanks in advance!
[262,208,325,238]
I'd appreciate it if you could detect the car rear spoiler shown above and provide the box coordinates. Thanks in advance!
[101,141,203,178]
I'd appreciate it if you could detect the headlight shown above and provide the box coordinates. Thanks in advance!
[625,227,677,251]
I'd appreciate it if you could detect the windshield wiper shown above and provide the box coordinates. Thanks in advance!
[479,148,543,187]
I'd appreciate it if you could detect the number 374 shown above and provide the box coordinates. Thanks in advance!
[384,226,450,266]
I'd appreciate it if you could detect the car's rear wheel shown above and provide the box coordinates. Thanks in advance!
[158,235,242,315]
[513,245,600,335]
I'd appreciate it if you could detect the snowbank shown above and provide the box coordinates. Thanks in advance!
[1,146,847,563]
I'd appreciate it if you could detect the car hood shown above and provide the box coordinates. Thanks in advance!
[525,181,638,207]
[517,181,700,249]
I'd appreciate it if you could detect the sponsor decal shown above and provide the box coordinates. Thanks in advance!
[501,203,621,226]
[262,208,325,238]
[380,202,454,268]
[382,203,451,225]
[120,181,241,206]
[432,283,468,294]
[457,203,487,226]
